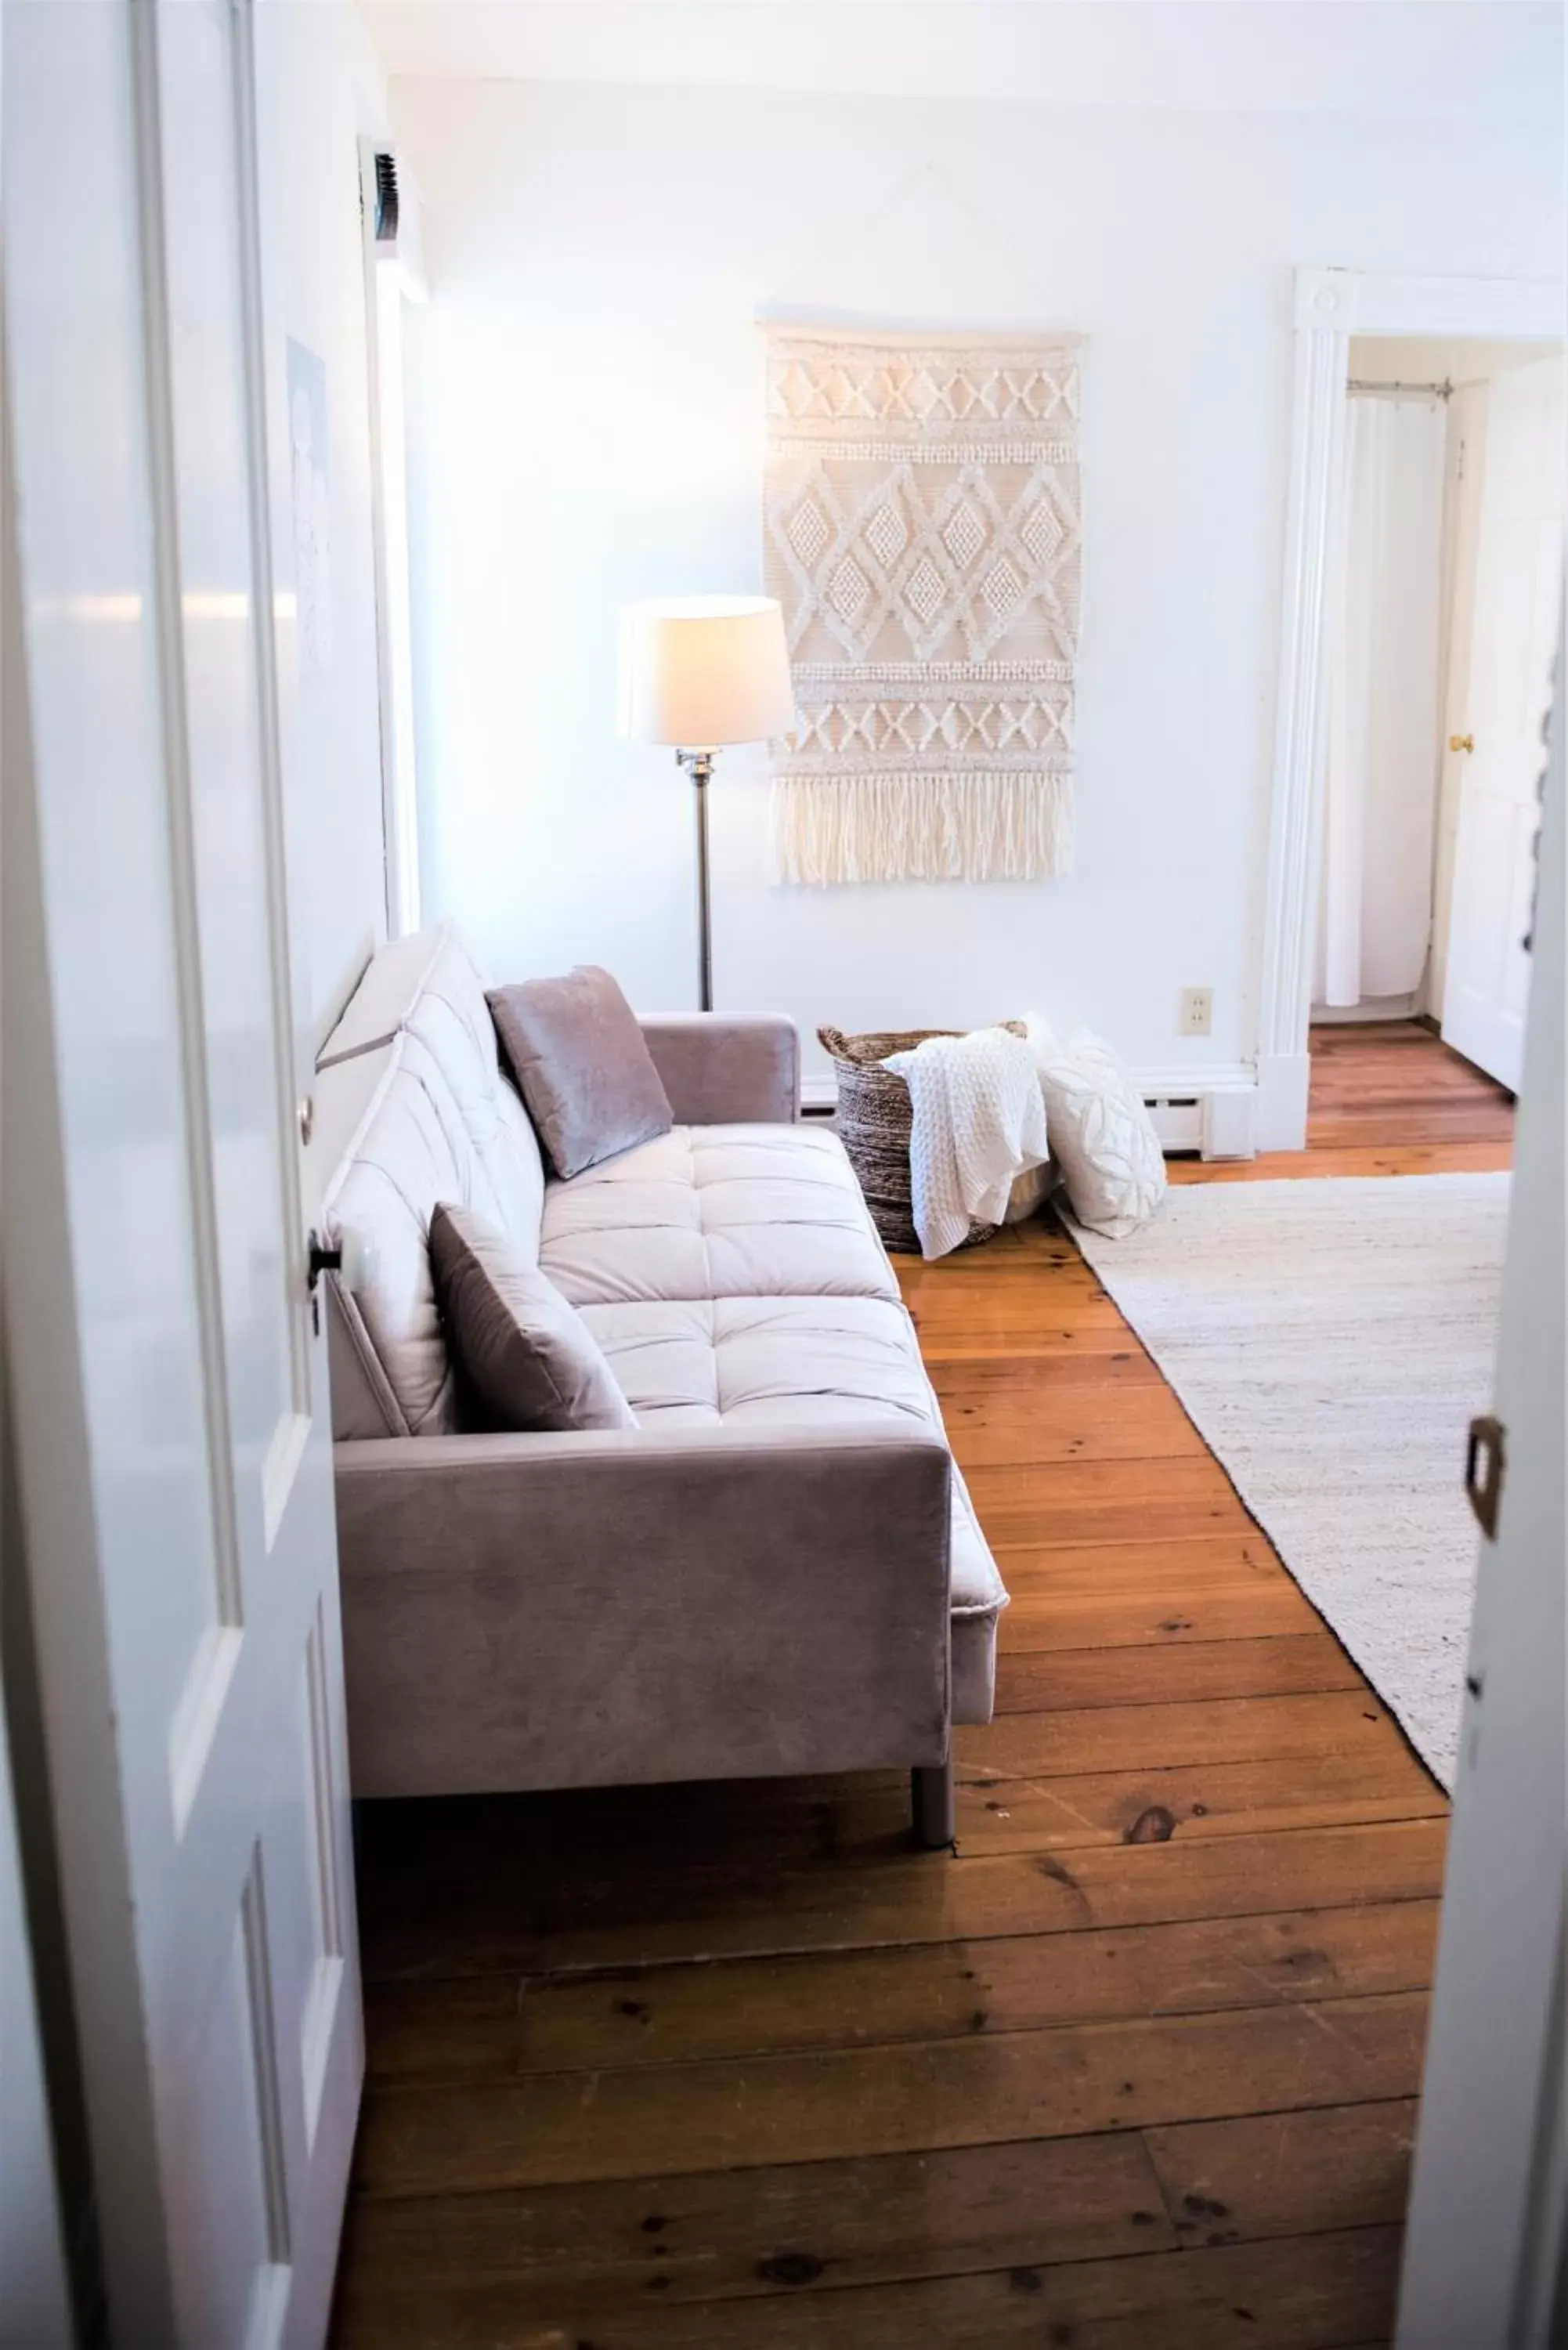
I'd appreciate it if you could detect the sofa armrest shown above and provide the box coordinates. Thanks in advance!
[638,1012,800,1125]
[333,1422,951,1796]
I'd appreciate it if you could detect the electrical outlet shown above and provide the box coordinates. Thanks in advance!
[1180,987,1213,1037]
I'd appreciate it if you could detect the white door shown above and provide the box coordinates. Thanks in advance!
[0,1654,74,2350]
[3,5,362,2345]
[1397,647,1566,2342]
[1439,354,1565,1089]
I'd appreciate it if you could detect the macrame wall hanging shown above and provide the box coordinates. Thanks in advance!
[762,324,1082,886]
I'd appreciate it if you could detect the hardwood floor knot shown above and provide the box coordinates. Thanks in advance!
[756,2251,826,2287]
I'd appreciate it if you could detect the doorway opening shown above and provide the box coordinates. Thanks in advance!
[1313,335,1565,1098]
[1255,268,1561,1152]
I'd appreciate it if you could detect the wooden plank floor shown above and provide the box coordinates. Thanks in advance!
[1171,1020,1514,1184]
[331,1024,1511,2349]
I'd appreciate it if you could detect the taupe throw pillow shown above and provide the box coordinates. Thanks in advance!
[429,1203,637,1433]
[488,965,673,1180]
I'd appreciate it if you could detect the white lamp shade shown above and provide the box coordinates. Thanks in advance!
[622,595,795,748]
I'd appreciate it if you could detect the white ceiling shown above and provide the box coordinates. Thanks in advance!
[359,1,1563,122]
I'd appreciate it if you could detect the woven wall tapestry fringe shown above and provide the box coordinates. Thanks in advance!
[762,323,1082,885]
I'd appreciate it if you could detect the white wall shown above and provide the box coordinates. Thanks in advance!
[367,1,1563,123]
[391,59,1563,1086]
[254,2,390,1040]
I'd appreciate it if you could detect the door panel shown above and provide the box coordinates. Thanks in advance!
[3,4,363,2342]
[293,1599,353,2147]
[166,1874,291,2350]
[1440,355,1565,1088]
[158,0,302,1526]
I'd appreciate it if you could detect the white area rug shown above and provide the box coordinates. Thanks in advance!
[1071,1174,1510,1786]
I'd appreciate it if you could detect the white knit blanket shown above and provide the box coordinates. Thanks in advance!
[883,1029,1049,1260]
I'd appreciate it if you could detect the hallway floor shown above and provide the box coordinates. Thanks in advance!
[1172,1019,1516,1185]
[331,1025,1512,2348]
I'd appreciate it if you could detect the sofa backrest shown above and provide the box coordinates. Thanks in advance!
[317,924,544,1437]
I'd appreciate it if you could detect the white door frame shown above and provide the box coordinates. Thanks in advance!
[1255,267,1562,1150]
[356,139,425,943]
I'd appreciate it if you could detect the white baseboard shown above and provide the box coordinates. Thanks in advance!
[804,1061,1260,1161]
[1255,1050,1312,1152]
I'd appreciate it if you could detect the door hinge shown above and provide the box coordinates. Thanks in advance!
[1465,1413,1506,1539]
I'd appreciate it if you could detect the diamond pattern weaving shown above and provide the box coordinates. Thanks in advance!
[763,325,1082,883]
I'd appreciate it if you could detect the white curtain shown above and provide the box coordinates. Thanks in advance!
[1316,395,1448,1007]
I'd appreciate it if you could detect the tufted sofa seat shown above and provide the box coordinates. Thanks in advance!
[316,924,1006,1840]
[538,1123,893,1304]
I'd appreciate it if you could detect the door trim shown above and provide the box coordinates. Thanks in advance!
[1255,267,1562,1149]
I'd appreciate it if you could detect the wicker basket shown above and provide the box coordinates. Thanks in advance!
[818,1022,1027,1255]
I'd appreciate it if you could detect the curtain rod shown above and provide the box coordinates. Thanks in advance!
[1347,377,1454,399]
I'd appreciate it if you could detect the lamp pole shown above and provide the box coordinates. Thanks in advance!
[624,597,793,1018]
[677,748,714,1011]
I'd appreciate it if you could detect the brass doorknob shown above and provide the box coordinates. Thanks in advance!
[1450,733,1475,754]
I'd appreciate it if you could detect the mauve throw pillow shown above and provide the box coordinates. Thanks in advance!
[487,965,673,1180]
[429,1203,637,1433]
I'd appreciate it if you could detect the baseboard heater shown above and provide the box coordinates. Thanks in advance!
[1143,1094,1204,1153]
[801,1070,1258,1162]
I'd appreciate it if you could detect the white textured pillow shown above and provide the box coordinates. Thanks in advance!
[1025,1018,1166,1238]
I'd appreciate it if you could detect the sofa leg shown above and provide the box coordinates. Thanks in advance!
[912,1760,956,1849]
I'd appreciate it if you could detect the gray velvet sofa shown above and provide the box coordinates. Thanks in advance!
[316,925,1008,1845]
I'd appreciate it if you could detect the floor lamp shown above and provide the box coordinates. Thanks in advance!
[622,596,795,1011]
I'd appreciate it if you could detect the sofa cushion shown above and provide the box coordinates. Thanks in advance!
[321,930,547,1436]
[947,1472,1005,1625]
[431,1204,636,1434]
[541,1123,901,1310]
[489,965,673,1180]
[579,1292,1006,1623]
[580,1295,928,1428]
[323,1273,409,1439]
[317,930,451,1068]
